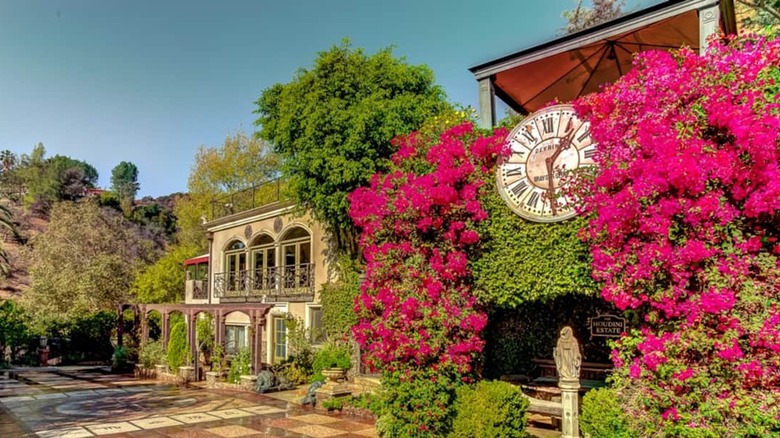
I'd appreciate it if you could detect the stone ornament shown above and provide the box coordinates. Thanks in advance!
[554,326,581,381]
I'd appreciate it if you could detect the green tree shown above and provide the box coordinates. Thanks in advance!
[131,243,199,303]
[0,204,19,276]
[254,40,450,256]
[11,144,98,210]
[111,161,140,214]
[23,201,161,320]
[174,130,279,250]
[0,150,17,172]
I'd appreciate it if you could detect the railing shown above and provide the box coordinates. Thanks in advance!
[213,263,314,300]
[209,178,286,221]
[185,279,209,302]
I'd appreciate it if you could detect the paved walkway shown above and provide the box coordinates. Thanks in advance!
[0,367,376,438]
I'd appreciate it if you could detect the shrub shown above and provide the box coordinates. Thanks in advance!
[376,368,461,437]
[227,347,251,383]
[111,345,129,372]
[312,340,351,375]
[138,340,164,368]
[449,380,529,438]
[166,322,190,370]
[580,387,637,438]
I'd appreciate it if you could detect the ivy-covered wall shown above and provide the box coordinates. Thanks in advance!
[472,188,597,307]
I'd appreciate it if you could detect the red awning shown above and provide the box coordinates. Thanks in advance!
[183,254,209,266]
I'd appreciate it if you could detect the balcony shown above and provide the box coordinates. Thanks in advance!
[185,280,208,302]
[213,263,315,302]
[209,178,289,221]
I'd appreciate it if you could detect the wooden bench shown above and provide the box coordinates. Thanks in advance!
[533,358,613,381]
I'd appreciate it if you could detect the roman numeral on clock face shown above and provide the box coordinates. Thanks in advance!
[526,191,540,209]
[542,117,555,135]
[505,166,524,177]
[583,147,596,159]
[520,127,537,143]
[510,180,529,198]
[577,128,591,143]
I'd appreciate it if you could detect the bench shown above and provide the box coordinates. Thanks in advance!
[533,358,613,381]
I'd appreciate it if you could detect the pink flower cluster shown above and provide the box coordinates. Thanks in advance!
[349,123,506,374]
[577,35,780,432]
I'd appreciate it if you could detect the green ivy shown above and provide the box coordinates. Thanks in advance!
[472,188,597,308]
[227,347,251,383]
[320,256,361,338]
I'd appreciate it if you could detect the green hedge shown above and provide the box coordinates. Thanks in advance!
[580,387,638,438]
[166,321,190,370]
[449,380,529,438]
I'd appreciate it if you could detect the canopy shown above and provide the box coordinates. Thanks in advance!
[470,0,737,116]
[183,254,209,266]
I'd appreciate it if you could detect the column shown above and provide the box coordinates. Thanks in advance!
[162,311,170,349]
[477,77,495,129]
[253,317,264,374]
[117,306,124,348]
[699,3,721,55]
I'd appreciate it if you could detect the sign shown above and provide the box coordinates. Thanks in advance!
[590,314,626,338]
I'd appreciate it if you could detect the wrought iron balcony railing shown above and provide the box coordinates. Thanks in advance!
[213,263,314,300]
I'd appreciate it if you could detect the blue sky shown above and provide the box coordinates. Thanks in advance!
[0,0,658,197]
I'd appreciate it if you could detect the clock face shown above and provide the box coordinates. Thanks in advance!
[496,104,596,223]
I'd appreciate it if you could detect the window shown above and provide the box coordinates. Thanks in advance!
[224,240,246,292]
[250,235,276,292]
[308,306,324,344]
[280,227,312,290]
[272,317,287,363]
[224,325,246,355]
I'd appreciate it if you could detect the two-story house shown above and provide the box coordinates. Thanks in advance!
[136,180,332,376]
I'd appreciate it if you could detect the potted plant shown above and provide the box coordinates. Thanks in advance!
[313,341,352,384]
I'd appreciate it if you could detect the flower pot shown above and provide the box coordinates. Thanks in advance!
[322,367,348,384]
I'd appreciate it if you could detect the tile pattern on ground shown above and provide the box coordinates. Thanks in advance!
[0,368,378,437]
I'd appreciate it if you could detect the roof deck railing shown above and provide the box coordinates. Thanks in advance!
[209,178,286,221]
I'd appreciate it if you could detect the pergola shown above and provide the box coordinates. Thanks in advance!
[118,303,272,377]
[470,0,738,127]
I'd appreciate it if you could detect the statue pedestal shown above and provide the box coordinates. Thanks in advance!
[559,378,581,438]
[314,377,352,408]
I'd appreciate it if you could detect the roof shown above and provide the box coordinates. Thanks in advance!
[470,0,736,114]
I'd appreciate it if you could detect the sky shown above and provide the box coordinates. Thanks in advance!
[0,0,659,198]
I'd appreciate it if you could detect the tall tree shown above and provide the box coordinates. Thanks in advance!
[23,201,161,319]
[562,0,624,34]
[255,40,450,256]
[174,129,279,249]
[131,243,199,303]
[0,150,16,172]
[111,161,140,214]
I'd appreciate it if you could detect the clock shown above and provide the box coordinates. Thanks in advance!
[496,104,596,223]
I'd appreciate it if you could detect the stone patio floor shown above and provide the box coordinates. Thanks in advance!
[0,367,376,437]
[0,366,561,437]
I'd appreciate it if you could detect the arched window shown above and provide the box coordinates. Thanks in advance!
[224,240,246,293]
[249,234,275,292]
[279,227,312,292]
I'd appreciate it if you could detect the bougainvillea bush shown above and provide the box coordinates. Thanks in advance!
[349,121,506,436]
[576,35,780,436]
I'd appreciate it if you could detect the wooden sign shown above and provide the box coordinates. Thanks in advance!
[590,314,626,338]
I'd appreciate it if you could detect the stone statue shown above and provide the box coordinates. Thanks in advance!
[553,326,581,381]
[301,381,323,405]
[253,370,277,393]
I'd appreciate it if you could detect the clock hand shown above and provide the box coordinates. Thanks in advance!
[545,121,576,216]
